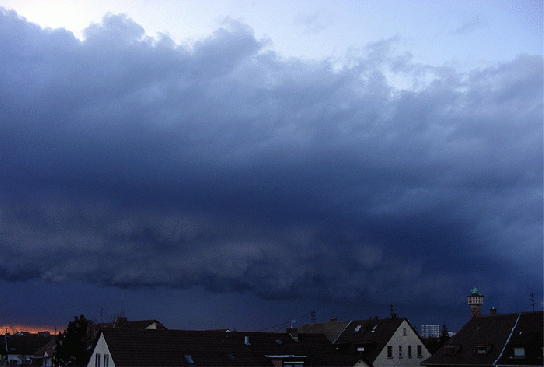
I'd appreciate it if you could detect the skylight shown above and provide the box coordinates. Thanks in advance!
[184,355,195,364]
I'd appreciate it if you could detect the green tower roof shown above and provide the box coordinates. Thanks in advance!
[469,286,483,296]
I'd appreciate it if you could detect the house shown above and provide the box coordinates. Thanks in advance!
[421,311,543,367]
[92,317,166,331]
[1,331,55,366]
[300,317,431,367]
[299,319,351,343]
[86,328,357,367]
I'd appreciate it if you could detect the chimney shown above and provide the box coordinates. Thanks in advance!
[287,327,298,340]
[490,307,497,316]
[114,316,128,328]
[330,318,337,322]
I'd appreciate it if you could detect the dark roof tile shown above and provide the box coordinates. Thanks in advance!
[422,311,543,366]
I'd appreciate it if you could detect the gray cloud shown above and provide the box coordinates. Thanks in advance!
[0,8,542,325]
[453,14,486,34]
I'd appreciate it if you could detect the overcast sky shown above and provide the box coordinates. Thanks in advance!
[0,1,542,333]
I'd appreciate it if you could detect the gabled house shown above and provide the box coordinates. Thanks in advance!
[421,311,543,367]
[1,332,55,366]
[86,328,356,367]
[300,317,431,367]
[93,317,166,331]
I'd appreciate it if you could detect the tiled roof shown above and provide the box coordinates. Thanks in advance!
[96,319,166,330]
[100,328,355,367]
[3,332,55,356]
[333,318,407,364]
[102,329,268,366]
[422,311,543,366]
[299,320,351,343]
[494,311,543,366]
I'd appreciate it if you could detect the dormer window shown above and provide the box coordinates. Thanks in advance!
[445,345,461,355]
[474,345,491,355]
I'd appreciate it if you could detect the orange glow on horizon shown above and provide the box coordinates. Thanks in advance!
[0,324,64,335]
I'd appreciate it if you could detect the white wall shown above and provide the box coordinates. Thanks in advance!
[87,334,115,367]
[374,320,431,367]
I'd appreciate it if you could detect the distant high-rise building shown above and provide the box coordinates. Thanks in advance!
[467,286,484,318]
[421,324,440,338]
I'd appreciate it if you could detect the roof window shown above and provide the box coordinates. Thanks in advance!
[474,345,492,355]
[513,347,525,358]
[444,345,461,355]
[354,325,361,332]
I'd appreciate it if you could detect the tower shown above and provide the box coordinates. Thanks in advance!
[467,286,484,318]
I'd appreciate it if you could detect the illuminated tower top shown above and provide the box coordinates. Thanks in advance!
[467,286,484,318]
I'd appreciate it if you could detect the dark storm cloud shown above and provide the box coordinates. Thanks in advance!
[0,9,541,311]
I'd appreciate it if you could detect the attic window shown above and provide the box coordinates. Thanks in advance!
[513,348,525,358]
[184,354,195,364]
[474,345,491,355]
[354,325,361,332]
[445,345,461,355]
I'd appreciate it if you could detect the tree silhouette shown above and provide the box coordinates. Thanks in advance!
[439,324,450,345]
[54,314,92,366]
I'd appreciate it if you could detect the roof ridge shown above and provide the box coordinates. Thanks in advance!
[333,320,352,344]
[493,312,521,366]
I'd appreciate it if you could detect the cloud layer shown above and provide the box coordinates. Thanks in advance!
[0,9,542,317]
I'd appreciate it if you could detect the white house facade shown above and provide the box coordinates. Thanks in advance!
[372,319,431,367]
[87,333,114,367]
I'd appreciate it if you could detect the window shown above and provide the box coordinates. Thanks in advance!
[474,345,492,355]
[284,362,303,367]
[417,345,422,358]
[354,324,361,332]
[408,345,412,358]
[104,355,109,367]
[184,355,195,364]
[445,346,461,355]
[403,328,407,336]
[513,348,525,358]
[387,346,393,358]
[475,345,487,354]
[95,354,101,367]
